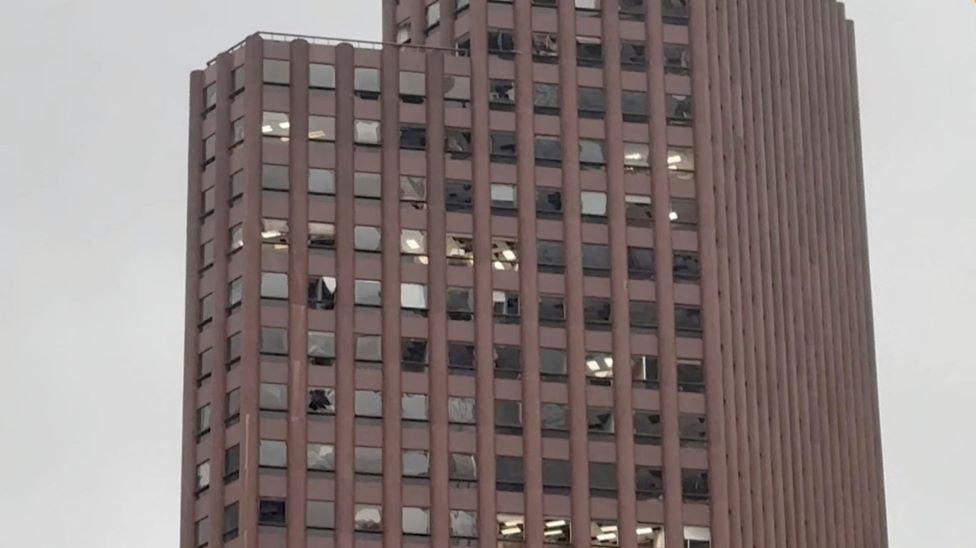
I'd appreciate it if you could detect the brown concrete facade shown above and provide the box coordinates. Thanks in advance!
[181,1,886,547]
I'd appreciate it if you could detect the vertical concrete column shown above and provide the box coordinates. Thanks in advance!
[467,2,498,542]
[425,51,451,548]
[511,2,544,547]
[286,38,311,548]
[687,3,730,546]
[643,2,683,546]
[181,68,206,548]
[555,4,591,547]
[409,0,428,46]
[332,42,357,547]
[380,9,405,544]
[239,34,265,548]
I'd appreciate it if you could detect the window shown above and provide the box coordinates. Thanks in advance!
[620,0,645,21]
[445,181,473,212]
[198,348,213,382]
[307,500,335,530]
[494,344,521,378]
[232,66,244,94]
[576,0,600,14]
[400,124,427,149]
[401,229,427,261]
[675,306,703,336]
[674,251,701,280]
[624,142,650,172]
[584,297,612,329]
[585,352,614,384]
[195,517,208,546]
[578,87,605,118]
[456,0,470,12]
[401,338,428,371]
[621,41,648,70]
[231,118,244,146]
[582,243,611,277]
[532,32,559,62]
[448,397,476,425]
[670,198,699,227]
[664,44,692,75]
[203,135,215,164]
[536,187,563,218]
[355,390,383,418]
[626,194,653,226]
[400,71,426,102]
[497,514,526,540]
[195,461,210,492]
[495,400,522,434]
[535,136,562,166]
[196,404,211,436]
[541,403,569,437]
[259,383,287,411]
[667,94,693,125]
[309,168,335,195]
[455,34,471,57]
[224,445,240,482]
[449,453,478,482]
[682,470,710,502]
[227,332,242,366]
[445,129,473,159]
[354,226,382,252]
[356,335,382,365]
[403,507,430,536]
[447,287,474,320]
[491,183,517,215]
[487,29,516,57]
[492,238,519,270]
[623,90,649,122]
[223,502,239,540]
[230,170,244,201]
[309,63,335,89]
[259,499,286,526]
[580,190,608,221]
[401,393,428,422]
[576,36,603,67]
[496,456,524,491]
[400,176,427,205]
[630,300,658,330]
[635,411,663,445]
[263,59,289,85]
[446,234,474,265]
[308,388,336,415]
[397,21,411,44]
[542,459,572,493]
[493,290,520,324]
[262,112,289,140]
[534,83,559,115]
[260,327,288,355]
[229,223,244,252]
[490,132,517,163]
[355,120,381,145]
[403,449,430,477]
[402,283,428,314]
[678,359,705,392]
[628,247,655,279]
[448,342,475,374]
[590,462,618,497]
[308,115,335,141]
[633,354,659,389]
[354,172,381,199]
[539,295,566,325]
[308,223,335,250]
[353,280,381,308]
[308,276,336,310]
[444,75,471,107]
[261,272,288,300]
[540,348,568,380]
[450,510,478,538]
[259,439,287,468]
[636,466,664,499]
[261,218,289,248]
[354,67,380,99]
[667,147,696,173]
[199,294,214,325]
[204,84,217,111]
[226,385,240,423]
[579,139,606,168]
[489,79,516,111]
[201,187,215,217]
[355,505,382,532]
[588,407,614,436]
[679,414,708,447]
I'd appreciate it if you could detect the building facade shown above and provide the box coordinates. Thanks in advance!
[181,1,887,547]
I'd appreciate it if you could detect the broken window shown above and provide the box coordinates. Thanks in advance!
[491,238,519,270]
[635,412,663,445]
[664,44,692,75]
[489,79,516,111]
[576,36,603,67]
[621,41,648,70]
[259,499,286,526]
[492,290,520,324]
[536,187,563,218]
[445,181,473,212]
[667,94,693,125]
[447,287,474,321]
[307,276,336,310]
[532,32,559,62]
[307,388,336,415]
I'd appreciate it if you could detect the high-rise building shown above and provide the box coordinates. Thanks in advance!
[181,1,887,547]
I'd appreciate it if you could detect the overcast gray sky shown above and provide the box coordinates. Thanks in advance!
[0,1,972,546]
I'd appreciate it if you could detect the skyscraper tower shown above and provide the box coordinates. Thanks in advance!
[181,1,887,547]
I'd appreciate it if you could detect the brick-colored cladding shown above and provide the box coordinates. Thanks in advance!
[181,1,886,547]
